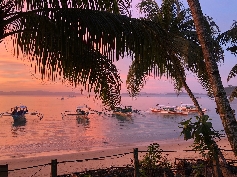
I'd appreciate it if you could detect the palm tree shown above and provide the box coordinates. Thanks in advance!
[0,0,182,109]
[0,0,137,109]
[186,0,237,158]
[126,0,222,116]
[126,1,225,175]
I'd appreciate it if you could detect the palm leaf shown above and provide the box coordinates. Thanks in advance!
[127,0,223,98]
[7,8,169,108]
[218,21,237,85]
[227,64,237,82]
[12,0,131,15]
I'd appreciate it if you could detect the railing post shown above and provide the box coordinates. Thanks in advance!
[51,159,57,177]
[133,148,139,177]
[0,164,8,177]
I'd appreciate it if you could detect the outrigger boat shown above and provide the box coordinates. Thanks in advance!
[0,105,43,122]
[113,106,133,117]
[159,106,189,115]
[62,106,90,119]
[150,104,189,115]
[150,104,166,113]
[10,105,28,122]
[177,104,207,113]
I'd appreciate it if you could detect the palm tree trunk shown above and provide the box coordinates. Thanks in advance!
[174,58,225,177]
[172,57,204,116]
[187,0,237,176]
[187,0,237,156]
[179,76,203,115]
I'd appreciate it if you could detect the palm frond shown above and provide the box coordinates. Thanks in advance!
[8,8,170,108]
[12,0,131,15]
[218,21,237,55]
[227,64,237,82]
[128,0,222,98]
[218,21,237,83]
[218,21,237,43]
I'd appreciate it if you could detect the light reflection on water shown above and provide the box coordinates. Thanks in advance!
[0,95,236,159]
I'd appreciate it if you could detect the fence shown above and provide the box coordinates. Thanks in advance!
[0,148,236,177]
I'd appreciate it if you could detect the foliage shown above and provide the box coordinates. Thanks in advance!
[126,0,224,98]
[0,0,134,109]
[58,166,134,177]
[139,143,173,177]
[218,21,237,101]
[179,115,222,159]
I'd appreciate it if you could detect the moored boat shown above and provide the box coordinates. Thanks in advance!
[113,106,133,117]
[10,105,28,122]
[62,106,90,119]
[159,106,189,115]
[150,104,166,112]
[177,104,207,113]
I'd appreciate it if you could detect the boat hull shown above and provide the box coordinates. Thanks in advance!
[113,112,132,117]
[12,114,26,122]
[159,110,189,115]
[150,108,162,113]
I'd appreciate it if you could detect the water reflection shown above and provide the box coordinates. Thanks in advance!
[76,116,90,126]
[160,114,189,119]
[11,120,26,136]
[113,114,133,123]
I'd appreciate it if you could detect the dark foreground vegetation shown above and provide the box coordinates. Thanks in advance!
[58,159,237,177]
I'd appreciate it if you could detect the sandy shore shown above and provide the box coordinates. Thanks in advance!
[0,138,235,177]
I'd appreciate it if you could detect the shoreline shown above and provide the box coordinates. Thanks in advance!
[0,137,234,177]
[0,136,186,161]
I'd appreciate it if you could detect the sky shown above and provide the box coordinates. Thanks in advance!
[0,0,236,94]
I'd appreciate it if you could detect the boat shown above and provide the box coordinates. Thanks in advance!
[62,106,90,119]
[150,104,166,112]
[113,106,133,117]
[10,105,28,122]
[177,104,207,113]
[0,106,43,123]
[159,106,189,115]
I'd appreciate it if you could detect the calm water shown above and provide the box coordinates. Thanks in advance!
[0,94,236,160]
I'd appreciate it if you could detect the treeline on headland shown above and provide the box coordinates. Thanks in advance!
[0,86,236,96]
[225,85,237,96]
[0,90,81,96]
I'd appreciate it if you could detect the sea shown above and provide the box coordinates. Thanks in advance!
[0,94,236,160]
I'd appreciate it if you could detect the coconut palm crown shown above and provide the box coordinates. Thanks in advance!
[126,0,223,99]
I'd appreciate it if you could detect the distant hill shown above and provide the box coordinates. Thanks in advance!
[0,90,81,96]
[225,86,237,96]
[0,86,235,96]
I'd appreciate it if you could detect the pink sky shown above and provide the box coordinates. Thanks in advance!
[0,0,236,94]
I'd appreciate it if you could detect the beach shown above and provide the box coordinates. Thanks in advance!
[0,137,235,177]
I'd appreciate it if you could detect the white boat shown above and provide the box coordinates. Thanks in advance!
[10,105,28,122]
[177,104,207,113]
[159,106,189,115]
[113,106,133,117]
[150,104,166,112]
